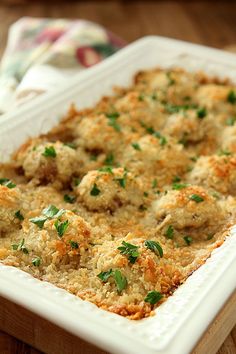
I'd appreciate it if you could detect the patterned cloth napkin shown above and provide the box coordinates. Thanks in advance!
[0,17,126,114]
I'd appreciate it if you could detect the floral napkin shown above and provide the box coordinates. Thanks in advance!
[0,17,126,114]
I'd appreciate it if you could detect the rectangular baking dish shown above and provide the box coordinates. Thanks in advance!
[0,36,236,354]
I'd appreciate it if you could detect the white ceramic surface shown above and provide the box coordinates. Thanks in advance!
[0,36,236,354]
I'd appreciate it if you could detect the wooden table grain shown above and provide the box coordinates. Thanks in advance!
[0,1,236,353]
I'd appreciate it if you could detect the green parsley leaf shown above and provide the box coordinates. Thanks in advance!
[29,216,47,229]
[227,90,236,104]
[139,204,147,211]
[138,94,145,101]
[113,269,127,294]
[144,290,163,305]
[0,178,16,189]
[106,112,121,132]
[131,142,141,151]
[118,241,139,264]
[152,178,158,188]
[106,112,120,119]
[69,240,79,249]
[143,191,149,197]
[97,269,113,282]
[172,183,188,190]
[42,146,57,158]
[166,72,175,86]
[189,194,204,203]
[98,166,114,174]
[15,210,24,221]
[145,240,163,257]
[207,234,214,240]
[54,219,69,237]
[104,153,114,166]
[116,170,128,189]
[64,194,76,204]
[197,107,207,119]
[226,117,236,126]
[64,142,76,149]
[165,225,174,239]
[90,183,101,196]
[74,177,81,186]
[12,238,29,254]
[218,149,232,156]
[172,176,181,183]
[183,236,193,246]
[190,156,198,162]
[140,121,155,134]
[42,205,64,219]
[32,257,41,266]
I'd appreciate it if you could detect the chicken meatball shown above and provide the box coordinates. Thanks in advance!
[188,155,236,195]
[15,140,80,186]
[76,167,143,211]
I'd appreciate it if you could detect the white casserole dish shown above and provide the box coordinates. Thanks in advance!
[0,36,236,354]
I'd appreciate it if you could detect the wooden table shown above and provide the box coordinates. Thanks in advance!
[0,1,236,353]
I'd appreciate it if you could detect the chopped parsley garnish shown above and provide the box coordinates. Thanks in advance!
[106,112,121,132]
[153,131,167,146]
[131,142,141,151]
[140,121,167,145]
[144,290,163,305]
[118,241,139,264]
[197,107,207,119]
[12,238,29,254]
[165,225,174,239]
[139,204,147,211]
[42,146,57,158]
[99,166,114,174]
[113,269,128,294]
[74,177,81,186]
[172,176,181,183]
[189,194,204,203]
[104,153,114,165]
[15,210,24,221]
[43,205,64,219]
[143,191,149,197]
[64,142,76,149]
[227,90,236,104]
[226,117,236,126]
[116,170,128,189]
[32,257,41,266]
[30,205,65,229]
[64,194,76,204]
[218,149,232,156]
[0,178,16,189]
[151,93,157,100]
[152,178,158,188]
[90,183,101,196]
[164,103,197,114]
[29,216,47,229]
[140,121,155,134]
[69,240,79,249]
[166,72,175,86]
[97,269,113,282]
[190,156,198,162]
[172,183,188,190]
[145,240,163,257]
[183,236,193,246]
[138,94,145,101]
[207,234,214,240]
[106,112,120,119]
[54,219,69,237]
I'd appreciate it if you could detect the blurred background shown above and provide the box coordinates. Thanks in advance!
[1,0,236,57]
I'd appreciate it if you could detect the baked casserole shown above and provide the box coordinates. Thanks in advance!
[0,68,236,319]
